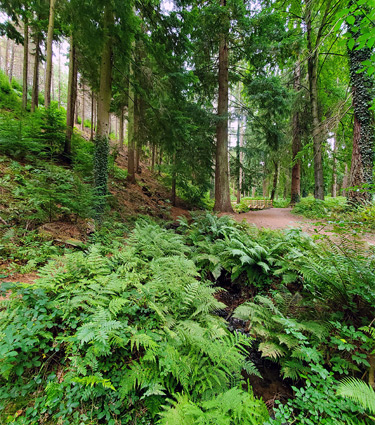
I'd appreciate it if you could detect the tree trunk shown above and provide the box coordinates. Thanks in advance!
[5,38,9,76]
[127,56,136,184]
[31,31,40,112]
[306,5,324,200]
[94,3,113,218]
[151,143,156,172]
[64,35,77,161]
[81,82,85,131]
[119,107,124,148]
[270,160,279,201]
[22,18,29,111]
[236,116,241,204]
[45,0,56,108]
[332,134,338,197]
[214,0,233,212]
[58,42,61,108]
[342,163,349,196]
[291,61,302,205]
[171,155,177,207]
[8,41,15,83]
[347,8,374,206]
[90,90,94,141]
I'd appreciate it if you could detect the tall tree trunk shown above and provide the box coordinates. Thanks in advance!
[306,5,324,200]
[8,41,15,83]
[291,61,302,205]
[94,3,113,218]
[331,134,338,197]
[214,0,233,212]
[81,82,85,131]
[45,0,56,108]
[4,38,9,75]
[127,54,136,184]
[236,116,241,204]
[171,155,177,207]
[151,143,156,172]
[347,7,374,205]
[90,90,95,141]
[22,18,29,111]
[270,160,279,201]
[58,42,61,108]
[64,35,77,161]
[119,107,124,148]
[31,31,40,112]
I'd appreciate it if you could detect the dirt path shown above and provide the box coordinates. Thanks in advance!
[226,208,309,230]
[224,208,375,245]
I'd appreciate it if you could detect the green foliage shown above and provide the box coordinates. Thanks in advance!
[337,378,375,415]
[0,70,20,111]
[268,373,368,425]
[158,387,269,425]
[293,196,348,219]
[0,220,265,424]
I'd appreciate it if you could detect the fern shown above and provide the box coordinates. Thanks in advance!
[337,378,375,414]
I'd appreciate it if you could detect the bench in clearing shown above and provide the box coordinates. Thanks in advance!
[233,199,273,210]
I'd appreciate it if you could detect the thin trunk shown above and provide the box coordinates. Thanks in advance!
[332,134,338,197]
[90,90,94,141]
[119,107,124,148]
[236,116,241,204]
[81,82,85,131]
[8,41,15,83]
[58,42,61,108]
[252,187,256,198]
[127,57,136,183]
[270,160,279,201]
[45,0,56,108]
[291,61,301,205]
[31,31,40,112]
[306,4,324,200]
[94,3,113,218]
[214,0,233,212]
[22,18,29,110]
[151,143,156,172]
[342,163,349,196]
[262,178,268,198]
[171,155,177,207]
[5,38,9,76]
[64,35,77,161]
[135,98,140,173]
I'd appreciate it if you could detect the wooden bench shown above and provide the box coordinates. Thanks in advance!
[232,199,273,210]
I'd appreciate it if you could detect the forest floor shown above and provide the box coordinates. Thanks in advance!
[225,207,375,245]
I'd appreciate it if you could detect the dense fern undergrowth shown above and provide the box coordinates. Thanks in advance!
[0,213,375,424]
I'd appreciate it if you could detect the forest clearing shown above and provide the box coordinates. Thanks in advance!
[0,0,375,424]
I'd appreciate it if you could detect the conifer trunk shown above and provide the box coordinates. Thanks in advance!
[58,43,61,108]
[65,35,77,161]
[214,0,233,212]
[332,134,338,197]
[270,160,279,201]
[81,82,85,131]
[306,4,324,200]
[236,117,241,204]
[31,31,40,112]
[127,61,136,183]
[291,61,301,205]
[22,18,29,111]
[8,41,15,83]
[45,0,56,108]
[5,38,9,76]
[119,107,124,148]
[90,90,95,141]
[94,3,113,217]
[347,7,374,205]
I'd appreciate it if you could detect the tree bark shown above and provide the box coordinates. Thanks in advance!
[31,31,40,112]
[81,82,85,131]
[45,0,56,108]
[64,35,77,161]
[22,18,29,111]
[5,38,9,76]
[214,0,233,212]
[270,160,279,201]
[236,116,241,204]
[8,41,15,83]
[306,3,325,200]
[331,134,338,197]
[347,8,374,205]
[58,42,61,108]
[151,143,156,172]
[119,107,124,148]
[90,90,94,141]
[94,3,113,218]
[291,61,301,205]
[127,53,136,184]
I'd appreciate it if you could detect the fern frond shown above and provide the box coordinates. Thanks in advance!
[337,378,375,414]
